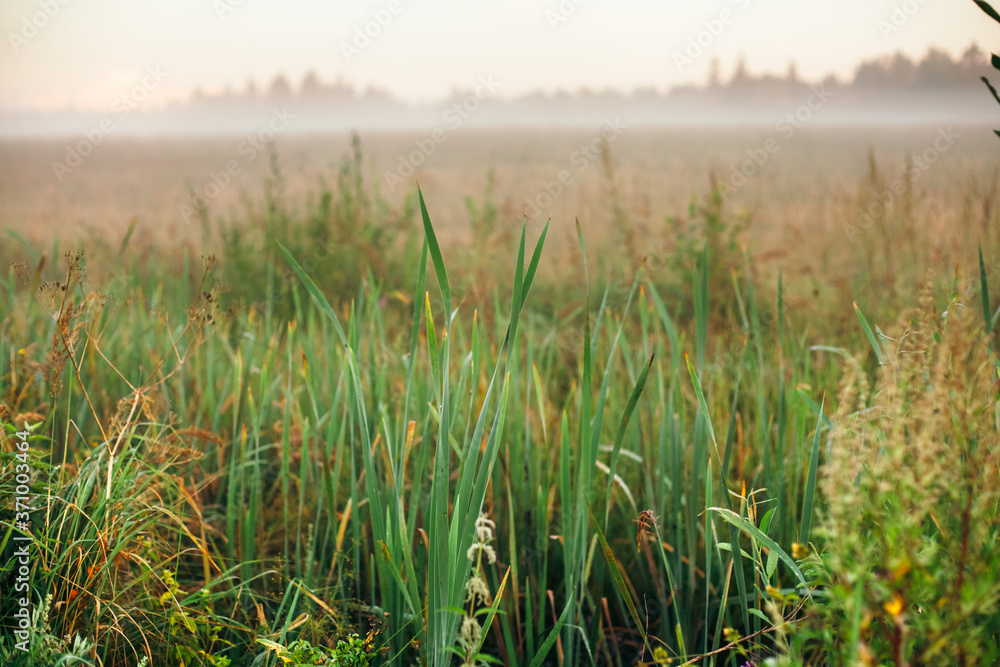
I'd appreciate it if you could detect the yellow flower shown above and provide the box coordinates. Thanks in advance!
[891,558,911,580]
[652,646,672,664]
[883,593,904,617]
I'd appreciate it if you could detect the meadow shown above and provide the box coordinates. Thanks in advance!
[1,126,999,666]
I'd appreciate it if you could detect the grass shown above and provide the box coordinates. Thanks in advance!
[1,136,999,666]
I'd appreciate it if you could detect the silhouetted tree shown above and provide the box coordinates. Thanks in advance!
[786,61,799,84]
[853,52,916,88]
[708,57,721,88]
[730,56,750,88]
[960,42,987,71]
[916,47,963,86]
[301,70,324,97]
[269,74,293,99]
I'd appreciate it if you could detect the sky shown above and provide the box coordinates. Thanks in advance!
[0,0,995,112]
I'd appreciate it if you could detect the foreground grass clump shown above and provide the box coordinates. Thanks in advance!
[805,284,1000,664]
[2,162,1000,666]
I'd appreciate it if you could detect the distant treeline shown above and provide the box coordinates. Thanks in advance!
[669,45,988,97]
[184,44,988,109]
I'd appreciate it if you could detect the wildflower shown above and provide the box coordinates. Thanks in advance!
[458,512,496,665]
[474,513,496,543]
[466,512,497,564]
[459,616,482,650]
[883,593,904,618]
[466,541,497,565]
[652,646,673,664]
[465,574,491,605]
[458,615,484,667]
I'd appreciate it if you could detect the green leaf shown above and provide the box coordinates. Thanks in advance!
[685,353,721,464]
[425,292,440,395]
[418,186,452,316]
[975,0,1000,23]
[765,546,779,581]
[604,353,654,524]
[799,397,824,545]
[377,540,419,616]
[117,217,137,259]
[981,245,992,335]
[527,595,573,667]
[853,302,885,365]
[588,503,653,658]
[4,229,40,264]
[759,507,776,535]
[796,387,834,430]
[716,541,754,560]
[985,76,1000,106]
[521,218,551,310]
[471,567,510,658]
[708,507,812,595]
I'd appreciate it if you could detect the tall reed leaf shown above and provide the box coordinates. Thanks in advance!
[798,397,824,545]
[853,302,884,366]
[588,502,654,659]
[604,353,654,526]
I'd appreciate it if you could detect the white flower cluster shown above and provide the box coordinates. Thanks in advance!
[457,511,498,667]
[466,513,497,566]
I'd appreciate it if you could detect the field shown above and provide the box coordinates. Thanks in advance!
[2,126,1000,666]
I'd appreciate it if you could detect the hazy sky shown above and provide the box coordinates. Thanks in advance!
[0,0,995,111]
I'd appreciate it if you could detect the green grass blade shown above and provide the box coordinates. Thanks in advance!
[644,280,681,370]
[853,301,884,366]
[5,229,40,264]
[377,540,419,615]
[508,224,527,349]
[401,239,429,476]
[604,354,654,525]
[980,244,992,335]
[425,292,440,396]
[117,217,137,260]
[695,245,709,376]
[588,502,653,658]
[528,595,573,667]
[473,567,511,658]
[798,397,824,545]
[522,218,551,304]
[684,353,721,465]
[418,186,452,316]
